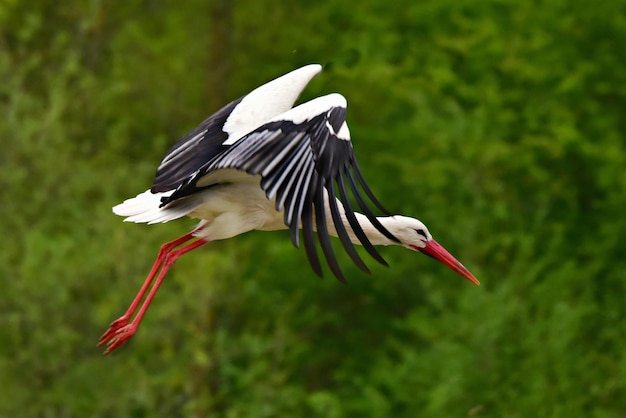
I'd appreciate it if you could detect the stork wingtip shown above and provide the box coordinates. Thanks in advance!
[297,63,323,77]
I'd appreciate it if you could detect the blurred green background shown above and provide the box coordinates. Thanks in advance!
[1,0,625,416]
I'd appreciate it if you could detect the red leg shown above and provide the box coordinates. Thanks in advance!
[99,228,207,354]
[98,232,196,345]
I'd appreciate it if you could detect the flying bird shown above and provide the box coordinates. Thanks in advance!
[99,64,479,354]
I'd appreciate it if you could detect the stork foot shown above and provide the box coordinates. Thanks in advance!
[99,317,137,354]
[98,316,129,345]
[99,323,137,355]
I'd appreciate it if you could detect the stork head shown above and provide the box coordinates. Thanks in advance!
[390,216,480,285]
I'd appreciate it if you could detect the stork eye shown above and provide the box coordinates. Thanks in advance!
[416,229,427,239]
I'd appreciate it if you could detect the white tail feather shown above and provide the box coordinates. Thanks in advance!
[113,190,203,224]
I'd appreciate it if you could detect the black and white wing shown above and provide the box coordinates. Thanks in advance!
[114,64,322,223]
[178,93,398,282]
[153,64,323,194]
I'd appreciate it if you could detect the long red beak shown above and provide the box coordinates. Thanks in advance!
[418,240,480,285]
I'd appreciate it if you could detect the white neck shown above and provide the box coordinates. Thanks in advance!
[325,199,401,247]
[347,213,403,246]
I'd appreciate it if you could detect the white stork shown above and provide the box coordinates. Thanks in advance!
[99,64,479,354]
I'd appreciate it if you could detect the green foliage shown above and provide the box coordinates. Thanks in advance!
[1,0,625,416]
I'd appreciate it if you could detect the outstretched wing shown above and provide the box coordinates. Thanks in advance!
[152,64,323,194]
[182,93,398,282]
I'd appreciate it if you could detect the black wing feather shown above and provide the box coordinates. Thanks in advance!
[327,179,370,273]
[152,96,244,193]
[352,158,393,216]
[287,157,315,247]
[302,174,322,276]
[337,171,389,267]
[346,169,399,243]
[314,175,346,283]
